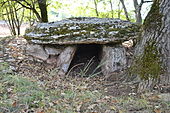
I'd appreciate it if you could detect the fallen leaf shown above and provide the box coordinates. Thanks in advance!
[154,109,161,113]
[111,99,118,103]
[110,106,116,111]
[119,110,123,113]
[148,95,160,101]
[12,101,17,107]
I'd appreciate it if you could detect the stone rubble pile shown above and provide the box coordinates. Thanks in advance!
[0,37,56,76]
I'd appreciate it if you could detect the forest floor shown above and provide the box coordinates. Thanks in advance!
[0,34,170,112]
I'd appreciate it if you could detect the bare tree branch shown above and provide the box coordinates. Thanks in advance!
[2,7,23,16]
[120,0,130,21]
[94,0,99,17]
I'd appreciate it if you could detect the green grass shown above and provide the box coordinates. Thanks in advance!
[0,73,46,112]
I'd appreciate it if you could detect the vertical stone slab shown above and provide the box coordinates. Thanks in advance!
[56,46,77,75]
[101,45,127,76]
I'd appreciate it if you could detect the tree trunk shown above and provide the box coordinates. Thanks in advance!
[37,0,48,22]
[133,0,170,92]
[13,0,46,22]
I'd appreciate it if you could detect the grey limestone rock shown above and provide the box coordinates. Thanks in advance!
[56,46,76,75]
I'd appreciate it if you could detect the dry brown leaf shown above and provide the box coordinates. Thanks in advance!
[148,95,160,101]
[111,99,118,103]
[12,101,17,107]
[154,109,161,113]
[36,111,44,113]
[110,106,116,111]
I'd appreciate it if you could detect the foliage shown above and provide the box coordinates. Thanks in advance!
[0,62,9,72]
[0,74,46,112]
[48,0,136,21]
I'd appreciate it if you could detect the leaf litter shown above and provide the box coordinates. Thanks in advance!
[0,36,170,112]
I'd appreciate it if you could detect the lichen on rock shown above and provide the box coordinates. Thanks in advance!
[24,17,140,45]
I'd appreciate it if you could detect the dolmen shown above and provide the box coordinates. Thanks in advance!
[24,17,140,76]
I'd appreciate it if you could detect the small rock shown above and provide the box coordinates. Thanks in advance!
[158,93,170,102]
[4,54,8,57]
[6,58,16,62]
[18,56,24,60]
[5,48,10,51]
[8,43,18,46]
[0,60,4,63]
[9,65,17,71]
[26,44,49,61]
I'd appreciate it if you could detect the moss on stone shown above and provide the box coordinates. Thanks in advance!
[24,17,141,44]
[130,41,163,80]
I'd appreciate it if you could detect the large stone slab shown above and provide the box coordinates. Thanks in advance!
[24,17,140,45]
[101,45,127,75]
[56,46,77,75]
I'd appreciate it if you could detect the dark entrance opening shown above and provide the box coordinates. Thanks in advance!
[68,44,102,76]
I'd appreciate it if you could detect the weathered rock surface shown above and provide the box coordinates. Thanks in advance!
[45,46,62,55]
[26,44,49,61]
[101,45,127,76]
[24,17,140,45]
[56,46,76,75]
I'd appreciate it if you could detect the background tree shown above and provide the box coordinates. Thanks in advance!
[119,0,130,21]
[133,0,153,24]
[1,0,25,35]
[131,0,170,92]
[37,0,48,22]
[11,0,48,22]
[109,0,114,18]
[93,0,99,17]
[0,0,48,36]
